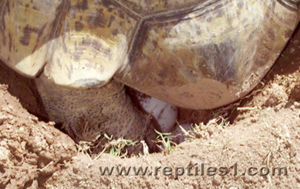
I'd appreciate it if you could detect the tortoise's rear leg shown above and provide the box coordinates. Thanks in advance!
[35,74,149,143]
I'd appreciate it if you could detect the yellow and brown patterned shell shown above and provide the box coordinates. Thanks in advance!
[0,0,138,87]
[116,0,300,109]
[0,0,299,109]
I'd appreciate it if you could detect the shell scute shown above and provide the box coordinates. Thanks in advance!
[43,0,138,87]
[0,0,63,77]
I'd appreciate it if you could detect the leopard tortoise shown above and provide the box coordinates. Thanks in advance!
[0,0,299,142]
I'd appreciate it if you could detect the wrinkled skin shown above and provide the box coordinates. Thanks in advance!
[0,0,299,142]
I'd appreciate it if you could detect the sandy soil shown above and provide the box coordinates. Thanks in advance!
[0,26,300,188]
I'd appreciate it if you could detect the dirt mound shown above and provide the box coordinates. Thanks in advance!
[0,27,299,189]
[0,85,76,188]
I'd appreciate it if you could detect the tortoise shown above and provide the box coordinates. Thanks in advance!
[0,0,299,142]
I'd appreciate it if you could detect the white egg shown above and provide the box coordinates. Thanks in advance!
[137,95,178,133]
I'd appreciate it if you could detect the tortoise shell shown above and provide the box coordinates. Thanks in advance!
[0,0,299,109]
